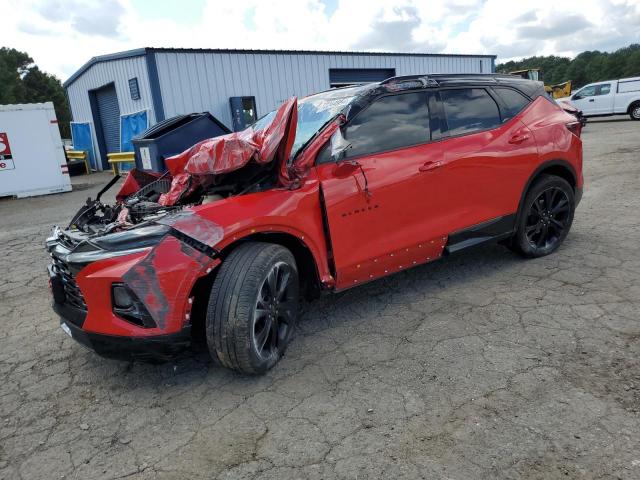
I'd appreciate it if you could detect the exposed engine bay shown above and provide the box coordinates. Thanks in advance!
[67,161,279,237]
[66,97,298,238]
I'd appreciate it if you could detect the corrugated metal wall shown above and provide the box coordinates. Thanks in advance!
[66,50,494,168]
[66,54,155,168]
[153,51,493,129]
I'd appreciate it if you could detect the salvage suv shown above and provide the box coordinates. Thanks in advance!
[47,74,583,374]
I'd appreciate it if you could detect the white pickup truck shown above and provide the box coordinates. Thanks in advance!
[557,77,640,120]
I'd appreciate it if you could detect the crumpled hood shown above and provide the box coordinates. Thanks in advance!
[159,98,298,206]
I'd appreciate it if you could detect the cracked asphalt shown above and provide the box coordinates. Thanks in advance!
[1,117,639,480]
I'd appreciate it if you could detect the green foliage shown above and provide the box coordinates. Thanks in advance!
[497,44,640,89]
[0,47,71,138]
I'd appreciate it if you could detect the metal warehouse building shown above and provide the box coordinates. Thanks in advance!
[64,47,496,170]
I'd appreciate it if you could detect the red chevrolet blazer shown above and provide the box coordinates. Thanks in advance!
[47,74,583,374]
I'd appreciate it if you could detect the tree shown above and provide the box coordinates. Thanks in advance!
[496,44,640,89]
[0,47,71,138]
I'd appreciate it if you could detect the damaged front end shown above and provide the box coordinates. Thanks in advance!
[46,208,223,360]
[46,98,299,359]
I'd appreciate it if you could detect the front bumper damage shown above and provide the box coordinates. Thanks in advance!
[58,310,192,362]
[47,211,223,361]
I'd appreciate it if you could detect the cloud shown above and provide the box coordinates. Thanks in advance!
[2,0,640,80]
[350,6,446,52]
[36,0,78,22]
[71,1,125,37]
[17,22,51,36]
[513,10,537,23]
[14,0,125,43]
[518,14,592,40]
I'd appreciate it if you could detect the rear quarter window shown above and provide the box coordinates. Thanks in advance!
[493,87,531,121]
[440,88,501,136]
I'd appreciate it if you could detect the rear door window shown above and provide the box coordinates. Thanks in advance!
[576,85,596,98]
[493,87,531,121]
[440,88,501,136]
[344,92,430,158]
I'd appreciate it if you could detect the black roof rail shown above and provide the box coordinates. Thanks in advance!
[380,75,439,87]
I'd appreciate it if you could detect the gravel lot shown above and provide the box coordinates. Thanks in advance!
[1,117,639,480]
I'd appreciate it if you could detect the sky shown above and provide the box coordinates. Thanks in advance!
[2,0,640,81]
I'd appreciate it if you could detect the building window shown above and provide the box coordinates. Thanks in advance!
[229,96,258,131]
[128,78,140,101]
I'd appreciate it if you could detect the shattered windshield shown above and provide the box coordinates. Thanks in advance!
[252,85,367,158]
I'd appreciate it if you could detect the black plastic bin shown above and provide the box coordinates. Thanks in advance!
[133,113,230,173]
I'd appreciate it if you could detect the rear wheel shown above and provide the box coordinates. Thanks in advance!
[630,102,640,120]
[206,242,299,374]
[510,175,575,258]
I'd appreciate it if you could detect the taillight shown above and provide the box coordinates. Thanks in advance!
[566,121,582,138]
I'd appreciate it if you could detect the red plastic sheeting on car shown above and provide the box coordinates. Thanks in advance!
[159,98,298,206]
[115,169,161,202]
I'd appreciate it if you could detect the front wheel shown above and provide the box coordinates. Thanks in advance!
[206,242,299,374]
[510,175,575,258]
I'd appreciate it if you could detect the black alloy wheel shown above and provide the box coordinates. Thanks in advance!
[510,174,575,258]
[206,242,299,374]
[524,187,571,250]
[252,261,297,362]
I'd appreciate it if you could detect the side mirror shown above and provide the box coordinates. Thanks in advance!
[330,128,352,161]
[572,94,581,101]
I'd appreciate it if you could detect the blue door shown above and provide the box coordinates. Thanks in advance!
[90,83,121,169]
[70,122,97,170]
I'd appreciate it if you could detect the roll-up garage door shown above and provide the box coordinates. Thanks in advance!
[329,68,396,87]
[94,84,121,155]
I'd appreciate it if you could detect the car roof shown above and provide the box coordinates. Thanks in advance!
[381,73,539,89]
[337,73,545,122]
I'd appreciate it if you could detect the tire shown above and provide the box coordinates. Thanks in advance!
[206,242,299,374]
[509,174,575,258]
[629,102,640,121]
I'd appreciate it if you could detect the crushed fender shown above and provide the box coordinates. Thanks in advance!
[122,235,217,329]
[157,211,224,248]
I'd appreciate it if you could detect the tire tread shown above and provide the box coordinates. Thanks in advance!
[206,242,297,374]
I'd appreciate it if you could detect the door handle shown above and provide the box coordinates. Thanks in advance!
[419,160,442,172]
[508,133,530,144]
[588,99,595,102]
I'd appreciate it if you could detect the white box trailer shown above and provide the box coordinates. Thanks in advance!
[0,102,72,198]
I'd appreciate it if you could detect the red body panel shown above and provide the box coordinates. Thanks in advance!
[73,94,583,338]
[191,170,334,285]
[521,97,583,187]
[316,143,447,289]
[313,96,580,289]
[435,119,537,226]
[77,241,219,336]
